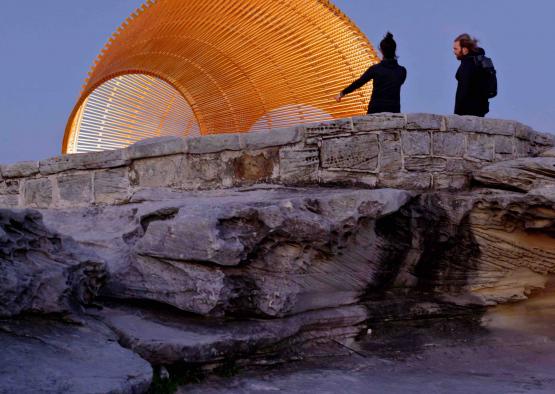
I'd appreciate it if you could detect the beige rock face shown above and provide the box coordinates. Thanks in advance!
[473,157,555,192]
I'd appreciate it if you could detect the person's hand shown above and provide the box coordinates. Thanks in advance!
[335,93,343,103]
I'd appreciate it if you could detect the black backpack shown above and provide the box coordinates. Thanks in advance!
[475,54,498,98]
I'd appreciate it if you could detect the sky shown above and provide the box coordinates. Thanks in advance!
[1,0,554,164]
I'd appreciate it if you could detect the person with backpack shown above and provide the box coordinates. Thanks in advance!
[453,33,497,117]
[335,32,407,114]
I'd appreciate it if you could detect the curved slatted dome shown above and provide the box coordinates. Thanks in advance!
[63,0,379,153]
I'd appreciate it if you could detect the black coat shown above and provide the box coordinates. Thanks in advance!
[455,48,489,117]
[342,59,407,114]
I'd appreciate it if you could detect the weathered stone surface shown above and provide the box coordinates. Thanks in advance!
[230,150,278,183]
[21,177,52,208]
[0,160,39,178]
[433,132,465,157]
[473,157,555,192]
[96,304,368,365]
[0,178,20,195]
[302,118,353,138]
[481,118,517,136]
[379,131,402,172]
[94,167,131,204]
[0,195,18,208]
[466,133,494,161]
[39,149,129,175]
[126,136,187,160]
[406,113,444,130]
[402,131,430,155]
[279,147,319,183]
[320,134,379,170]
[392,191,555,306]
[494,135,514,154]
[432,174,469,190]
[187,133,242,154]
[353,113,406,131]
[178,153,230,189]
[131,154,182,188]
[405,157,448,172]
[182,305,555,394]
[378,172,432,190]
[445,115,483,132]
[241,127,303,150]
[541,147,555,158]
[0,209,106,317]
[318,170,378,188]
[42,187,414,317]
[0,317,152,393]
[57,172,93,206]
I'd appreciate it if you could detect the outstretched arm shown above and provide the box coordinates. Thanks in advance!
[336,65,376,102]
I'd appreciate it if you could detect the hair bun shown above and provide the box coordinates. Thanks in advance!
[385,32,394,40]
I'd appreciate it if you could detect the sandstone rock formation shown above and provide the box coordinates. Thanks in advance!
[0,209,106,317]
[0,114,553,393]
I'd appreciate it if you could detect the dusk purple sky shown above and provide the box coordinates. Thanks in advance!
[1,0,554,164]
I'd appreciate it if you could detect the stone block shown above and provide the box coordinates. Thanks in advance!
[230,150,279,183]
[320,134,379,171]
[301,118,354,138]
[515,139,534,158]
[0,195,19,208]
[94,168,131,204]
[125,136,187,160]
[178,153,230,189]
[402,131,431,155]
[494,135,514,155]
[445,159,483,173]
[405,157,448,172]
[0,179,20,195]
[445,115,483,132]
[352,113,406,132]
[481,118,516,136]
[187,133,242,154]
[433,132,465,157]
[22,178,52,208]
[379,132,402,172]
[57,172,93,205]
[39,149,129,175]
[279,147,319,183]
[131,155,182,188]
[0,161,39,178]
[466,133,494,161]
[241,127,303,150]
[406,113,444,130]
[515,123,534,140]
[433,174,469,191]
[378,172,432,190]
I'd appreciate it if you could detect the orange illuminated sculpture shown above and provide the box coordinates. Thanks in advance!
[63,0,379,153]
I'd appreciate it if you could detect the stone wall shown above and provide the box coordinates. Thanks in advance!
[0,113,552,209]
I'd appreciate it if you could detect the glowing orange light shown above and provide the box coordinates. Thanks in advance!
[64,0,378,153]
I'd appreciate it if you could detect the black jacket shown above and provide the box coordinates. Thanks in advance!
[342,59,407,114]
[455,48,489,117]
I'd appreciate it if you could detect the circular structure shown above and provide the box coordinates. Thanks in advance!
[64,0,378,153]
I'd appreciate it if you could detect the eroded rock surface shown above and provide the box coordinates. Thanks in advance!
[474,157,555,192]
[0,209,106,317]
[0,317,152,394]
[41,187,414,318]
